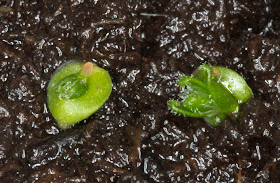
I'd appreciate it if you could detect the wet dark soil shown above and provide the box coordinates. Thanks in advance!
[0,0,280,182]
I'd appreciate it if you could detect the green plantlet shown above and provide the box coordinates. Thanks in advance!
[47,61,112,130]
[168,64,253,126]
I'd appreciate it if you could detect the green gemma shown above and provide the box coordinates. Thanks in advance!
[47,61,112,130]
[168,64,253,127]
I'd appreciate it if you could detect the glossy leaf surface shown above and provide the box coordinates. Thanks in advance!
[168,64,252,126]
[47,61,112,129]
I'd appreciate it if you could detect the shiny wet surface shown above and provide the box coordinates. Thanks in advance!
[0,0,280,182]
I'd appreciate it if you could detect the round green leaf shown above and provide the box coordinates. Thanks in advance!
[211,66,253,104]
[47,61,112,130]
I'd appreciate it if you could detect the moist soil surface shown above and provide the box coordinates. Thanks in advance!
[0,0,280,182]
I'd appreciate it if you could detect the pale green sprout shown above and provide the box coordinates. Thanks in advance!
[168,64,253,126]
[47,61,112,130]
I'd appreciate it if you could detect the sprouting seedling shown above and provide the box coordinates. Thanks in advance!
[167,64,253,127]
[47,61,112,130]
